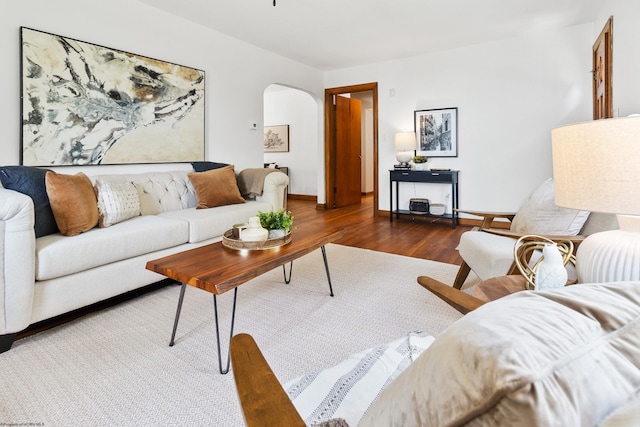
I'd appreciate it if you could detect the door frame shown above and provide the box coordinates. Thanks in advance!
[593,17,613,119]
[324,82,379,215]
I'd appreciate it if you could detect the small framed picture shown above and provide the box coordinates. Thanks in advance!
[414,107,458,157]
[264,125,290,152]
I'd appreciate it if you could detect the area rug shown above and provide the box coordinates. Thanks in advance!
[0,244,464,426]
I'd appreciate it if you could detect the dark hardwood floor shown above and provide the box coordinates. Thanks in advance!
[288,195,471,265]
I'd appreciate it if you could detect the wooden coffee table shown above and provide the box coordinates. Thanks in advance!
[146,223,346,374]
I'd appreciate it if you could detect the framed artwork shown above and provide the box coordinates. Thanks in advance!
[414,107,458,157]
[20,27,205,166]
[264,125,289,152]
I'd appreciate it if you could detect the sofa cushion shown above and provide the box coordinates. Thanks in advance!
[94,179,141,227]
[510,178,590,236]
[359,281,640,427]
[191,161,229,172]
[35,215,189,281]
[0,165,58,237]
[159,200,272,243]
[457,231,517,281]
[188,165,246,209]
[45,172,99,236]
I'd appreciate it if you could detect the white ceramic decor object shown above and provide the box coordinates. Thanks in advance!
[535,243,567,290]
[240,216,269,242]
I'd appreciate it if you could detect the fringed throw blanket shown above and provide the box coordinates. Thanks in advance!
[236,168,276,199]
[285,331,435,427]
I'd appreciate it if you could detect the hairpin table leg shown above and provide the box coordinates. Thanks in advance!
[213,287,238,375]
[169,283,187,347]
[282,261,294,284]
[169,283,238,375]
[321,245,335,297]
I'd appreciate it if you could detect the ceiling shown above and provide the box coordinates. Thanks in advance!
[137,0,597,71]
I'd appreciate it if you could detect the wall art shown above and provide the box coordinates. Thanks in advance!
[414,107,458,157]
[20,27,205,166]
[264,125,289,152]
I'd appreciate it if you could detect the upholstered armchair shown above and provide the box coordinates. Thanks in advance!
[452,178,618,289]
[419,233,579,315]
[231,280,640,427]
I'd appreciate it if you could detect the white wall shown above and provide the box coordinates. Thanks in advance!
[5,2,639,215]
[263,85,319,196]
[0,0,324,178]
[326,23,596,214]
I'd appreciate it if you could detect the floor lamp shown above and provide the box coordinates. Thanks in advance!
[552,116,640,283]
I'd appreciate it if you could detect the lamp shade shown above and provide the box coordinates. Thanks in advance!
[552,117,640,216]
[552,116,640,283]
[394,132,417,151]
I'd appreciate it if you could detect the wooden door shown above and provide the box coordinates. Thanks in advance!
[593,17,613,120]
[334,95,362,208]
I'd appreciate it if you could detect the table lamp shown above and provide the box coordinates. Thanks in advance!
[394,131,417,168]
[552,116,640,283]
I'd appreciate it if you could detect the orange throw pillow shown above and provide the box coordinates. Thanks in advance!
[45,172,99,236]
[188,165,245,209]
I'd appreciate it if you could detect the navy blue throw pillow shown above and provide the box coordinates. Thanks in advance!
[191,161,229,172]
[0,166,59,237]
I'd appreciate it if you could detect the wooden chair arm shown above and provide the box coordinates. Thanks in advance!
[454,209,516,230]
[230,333,305,427]
[417,276,486,314]
[481,228,587,245]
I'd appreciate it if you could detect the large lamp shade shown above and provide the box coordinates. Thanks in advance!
[552,116,640,282]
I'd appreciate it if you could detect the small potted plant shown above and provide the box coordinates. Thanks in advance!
[257,209,294,239]
[413,155,428,170]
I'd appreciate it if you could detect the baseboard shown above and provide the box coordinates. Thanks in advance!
[379,210,509,229]
[287,194,317,202]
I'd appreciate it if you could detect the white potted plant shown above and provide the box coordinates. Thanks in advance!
[413,155,428,171]
[257,209,294,239]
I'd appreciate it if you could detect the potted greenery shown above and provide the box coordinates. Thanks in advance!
[257,209,294,238]
[413,155,428,170]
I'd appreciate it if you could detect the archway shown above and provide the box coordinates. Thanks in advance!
[263,84,320,200]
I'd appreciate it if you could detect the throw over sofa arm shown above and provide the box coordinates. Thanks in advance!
[0,188,36,352]
[256,171,289,211]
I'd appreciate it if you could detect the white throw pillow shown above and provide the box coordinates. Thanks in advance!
[358,281,640,427]
[95,179,141,227]
[510,178,590,235]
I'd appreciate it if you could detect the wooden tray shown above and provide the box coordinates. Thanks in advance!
[222,229,292,250]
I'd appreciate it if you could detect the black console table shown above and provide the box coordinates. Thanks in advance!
[389,170,459,228]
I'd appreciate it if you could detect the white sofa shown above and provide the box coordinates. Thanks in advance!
[0,167,288,353]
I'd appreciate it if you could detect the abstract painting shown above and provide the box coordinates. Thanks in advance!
[20,27,205,166]
[264,125,289,152]
[414,107,458,157]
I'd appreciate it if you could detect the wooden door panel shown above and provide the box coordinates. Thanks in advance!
[334,96,362,207]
